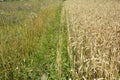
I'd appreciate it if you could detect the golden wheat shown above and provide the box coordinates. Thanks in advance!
[62,0,120,79]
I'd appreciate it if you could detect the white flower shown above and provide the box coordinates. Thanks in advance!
[69,78,72,80]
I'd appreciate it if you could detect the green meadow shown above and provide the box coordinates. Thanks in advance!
[0,0,70,79]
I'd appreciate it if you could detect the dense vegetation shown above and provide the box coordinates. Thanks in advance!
[0,0,71,79]
[0,0,120,80]
[64,0,120,79]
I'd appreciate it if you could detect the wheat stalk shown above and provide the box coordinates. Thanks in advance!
[63,0,120,79]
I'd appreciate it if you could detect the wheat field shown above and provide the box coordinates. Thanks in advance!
[61,0,120,79]
[0,0,120,79]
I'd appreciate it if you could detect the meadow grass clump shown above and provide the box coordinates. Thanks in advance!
[0,0,67,79]
[63,0,120,79]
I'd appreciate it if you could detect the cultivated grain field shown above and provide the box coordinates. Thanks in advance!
[0,0,120,80]
[61,0,120,79]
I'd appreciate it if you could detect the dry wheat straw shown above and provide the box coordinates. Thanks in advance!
[62,0,120,79]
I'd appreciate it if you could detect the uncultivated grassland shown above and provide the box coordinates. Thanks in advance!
[0,0,70,79]
[63,0,120,79]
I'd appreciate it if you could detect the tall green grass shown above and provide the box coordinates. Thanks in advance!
[0,0,70,79]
